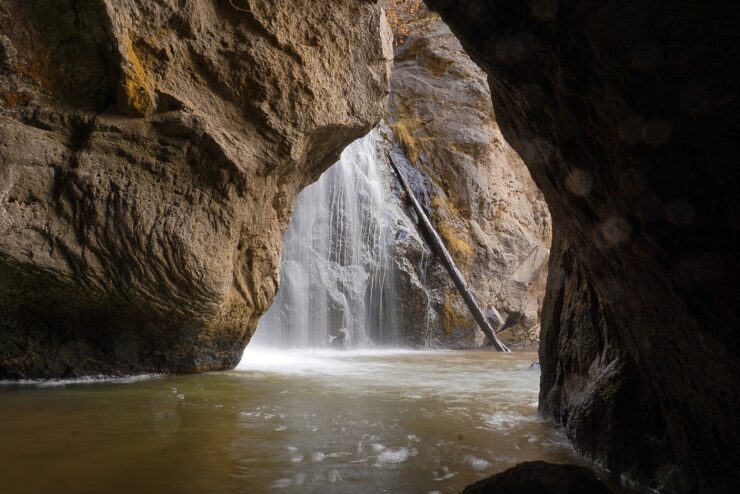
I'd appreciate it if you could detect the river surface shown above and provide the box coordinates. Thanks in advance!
[0,350,576,494]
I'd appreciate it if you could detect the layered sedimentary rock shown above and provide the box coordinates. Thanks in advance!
[424,0,740,492]
[385,3,551,349]
[0,0,392,378]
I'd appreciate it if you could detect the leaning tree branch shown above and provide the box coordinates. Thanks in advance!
[387,152,510,352]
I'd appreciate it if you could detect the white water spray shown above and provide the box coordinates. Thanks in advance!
[251,131,407,349]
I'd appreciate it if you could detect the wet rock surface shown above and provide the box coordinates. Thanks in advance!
[384,4,551,349]
[460,461,612,494]
[0,0,392,378]
[424,0,740,491]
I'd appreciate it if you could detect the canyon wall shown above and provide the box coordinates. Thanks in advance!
[424,0,740,492]
[0,0,392,378]
[385,3,551,349]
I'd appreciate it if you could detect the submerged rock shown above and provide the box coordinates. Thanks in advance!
[329,328,347,349]
[461,461,612,494]
[0,0,392,378]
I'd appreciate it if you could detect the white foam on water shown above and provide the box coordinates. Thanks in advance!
[464,455,491,471]
[376,447,413,465]
[271,478,292,489]
[310,452,326,462]
[0,373,162,387]
[433,466,458,481]
[483,410,540,431]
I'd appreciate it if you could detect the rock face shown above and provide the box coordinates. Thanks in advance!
[461,461,612,494]
[0,0,392,378]
[424,1,740,492]
[384,3,551,349]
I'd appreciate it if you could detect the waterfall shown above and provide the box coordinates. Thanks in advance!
[251,130,403,349]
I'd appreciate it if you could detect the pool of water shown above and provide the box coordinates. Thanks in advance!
[0,350,575,493]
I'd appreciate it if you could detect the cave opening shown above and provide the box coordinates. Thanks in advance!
[247,0,551,356]
[232,3,564,491]
[0,0,736,492]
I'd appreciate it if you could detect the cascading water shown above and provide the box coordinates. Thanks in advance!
[251,130,412,349]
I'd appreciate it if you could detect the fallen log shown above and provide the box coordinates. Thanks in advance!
[387,152,510,352]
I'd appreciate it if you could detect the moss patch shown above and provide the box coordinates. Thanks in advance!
[431,194,474,270]
[440,292,473,335]
[392,118,421,165]
[437,219,474,268]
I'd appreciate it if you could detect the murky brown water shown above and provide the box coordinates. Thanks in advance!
[0,350,575,494]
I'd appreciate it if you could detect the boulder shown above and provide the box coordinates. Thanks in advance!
[0,0,392,378]
[461,461,612,494]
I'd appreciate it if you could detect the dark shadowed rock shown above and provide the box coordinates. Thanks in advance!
[461,461,612,494]
[424,0,740,492]
[0,0,392,378]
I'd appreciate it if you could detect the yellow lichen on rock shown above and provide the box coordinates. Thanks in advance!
[392,118,421,164]
[437,219,474,268]
[383,0,425,45]
[430,194,474,270]
[120,35,154,116]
